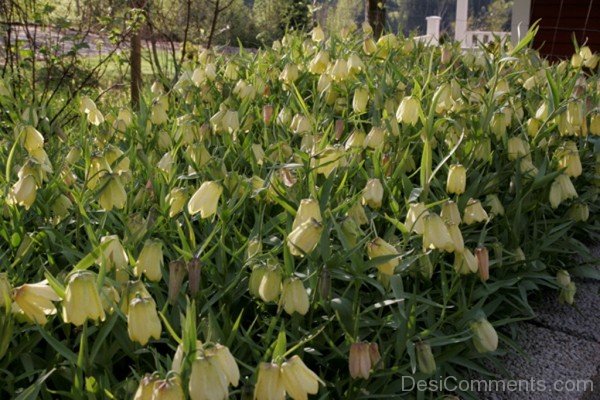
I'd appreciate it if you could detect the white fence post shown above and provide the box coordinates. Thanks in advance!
[511,0,531,46]
[426,16,441,45]
[455,0,468,45]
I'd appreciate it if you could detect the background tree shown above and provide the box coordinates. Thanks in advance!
[130,0,146,109]
[366,0,386,38]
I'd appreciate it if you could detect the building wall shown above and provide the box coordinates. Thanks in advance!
[530,0,599,59]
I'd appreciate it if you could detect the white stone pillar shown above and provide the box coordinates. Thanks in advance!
[511,0,532,45]
[426,16,441,44]
[455,0,468,45]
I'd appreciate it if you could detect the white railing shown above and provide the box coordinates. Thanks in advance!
[414,16,441,46]
[412,6,511,49]
[463,30,510,48]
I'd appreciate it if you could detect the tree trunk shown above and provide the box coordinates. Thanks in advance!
[131,29,141,109]
[206,0,221,50]
[130,1,145,109]
[366,0,386,39]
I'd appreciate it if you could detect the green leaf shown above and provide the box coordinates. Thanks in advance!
[272,326,287,361]
[36,327,78,365]
[14,368,56,400]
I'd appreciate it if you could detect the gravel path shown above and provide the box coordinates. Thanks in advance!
[479,246,600,400]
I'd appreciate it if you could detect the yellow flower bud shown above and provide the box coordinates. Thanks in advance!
[567,203,589,222]
[485,194,505,217]
[210,347,240,389]
[281,278,309,316]
[347,201,369,226]
[463,199,489,225]
[566,101,583,127]
[290,114,312,135]
[311,25,325,42]
[353,87,369,114]
[172,340,202,374]
[440,46,452,64]
[405,203,429,235]
[233,80,256,100]
[50,194,72,223]
[220,62,237,80]
[571,53,583,68]
[188,181,223,218]
[12,281,60,325]
[441,201,461,225]
[222,110,239,133]
[376,34,398,57]
[292,199,322,231]
[434,83,453,114]
[134,240,163,282]
[152,376,184,400]
[189,356,229,400]
[473,139,491,161]
[150,102,168,125]
[134,374,158,400]
[258,265,282,302]
[166,187,187,218]
[97,235,129,272]
[549,174,578,209]
[590,114,600,136]
[423,214,455,252]
[287,219,323,257]
[349,342,371,379]
[21,125,44,153]
[446,164,466,195]
[361,178,384,209]
[367,237,399,276]
[313,146,346,177]
[7,175,37,209]
[329,59,348,81]
[362,37,377,55]
[514,246,526,262]
[518,158,539,178]
[559,281,577,305]
[281,355,323,399]
[0,273,11,310]
[364,126,385,150]
[62,271,105,326]
[127,296,161,346]
[556,270,571,288]
[447,223,464,253]
[527,118,541,138]
[556,141,582,178]
[396,96,421,126]
[347,53,365,74]
[157,151,176,175]
[507,137,529,161]
[340,217,362,247]
[254,362,285,400]
[316,74,332,95]
[246,238,262,260]
[279,63,299,86]
[490,112,507,140]
[344,130,365,151]
[580,46,599,68]
[98,175,127,211]
[470,318,498,353]
[87,107,104,126]
[453,248,478,274]
[416,342,436,375]
[308,51,329,74]
[80,96,96,114]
